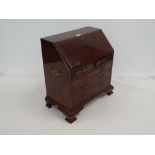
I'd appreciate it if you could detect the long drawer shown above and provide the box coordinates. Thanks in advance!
[72,71,111,94]
[72,79,110,108]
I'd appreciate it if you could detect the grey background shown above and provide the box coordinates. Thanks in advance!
[0,19,155,76]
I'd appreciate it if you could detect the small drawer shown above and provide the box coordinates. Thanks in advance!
[72,61,112,88]
[74,66,86,76]
[74,63,95,78]
[99,61,112,70]
[96,56,112,67]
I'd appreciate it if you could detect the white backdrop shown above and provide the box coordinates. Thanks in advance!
[0,19,155,76]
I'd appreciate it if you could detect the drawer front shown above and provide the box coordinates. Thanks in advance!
[72,72,108,94]
[72,60,112,88]
[72,68,101,87]
[72,79,110,108]
[73,56,112,78]
[95,56,112,67]
[71,60,112,108]
[74,63,94,77]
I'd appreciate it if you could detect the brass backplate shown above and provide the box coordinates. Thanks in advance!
[50,68,61,77]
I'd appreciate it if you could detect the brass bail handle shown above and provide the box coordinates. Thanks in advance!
[50,68,61,77]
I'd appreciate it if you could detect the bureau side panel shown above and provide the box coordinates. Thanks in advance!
[41,40,71,109]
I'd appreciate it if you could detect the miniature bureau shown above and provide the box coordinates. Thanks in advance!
[41,26,114,123]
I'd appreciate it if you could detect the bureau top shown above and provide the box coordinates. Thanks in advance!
[42,26,99,43]
[41,26,114,70]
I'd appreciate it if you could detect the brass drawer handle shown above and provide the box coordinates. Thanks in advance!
[50,68,61,77]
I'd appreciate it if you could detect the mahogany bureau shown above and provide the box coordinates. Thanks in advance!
[41,26,114,123]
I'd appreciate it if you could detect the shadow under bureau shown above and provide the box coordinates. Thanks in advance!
[41,26,114,123]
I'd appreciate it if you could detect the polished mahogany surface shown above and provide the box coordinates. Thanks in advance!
[41,26,114,123]
[42,27,114,70]
[43,26,99,43]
